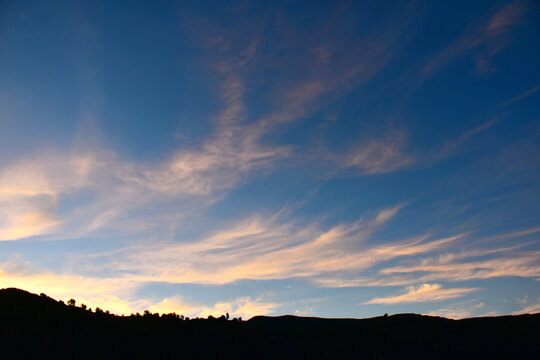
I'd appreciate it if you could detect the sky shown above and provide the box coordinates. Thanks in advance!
[0,0,539,319]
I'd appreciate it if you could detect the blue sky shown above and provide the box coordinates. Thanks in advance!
[0,0,539,319]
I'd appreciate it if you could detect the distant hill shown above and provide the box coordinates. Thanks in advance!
[1,287,539,359]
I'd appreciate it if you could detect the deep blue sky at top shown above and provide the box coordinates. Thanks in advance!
[0,0,539,318]
[3,0,536,156]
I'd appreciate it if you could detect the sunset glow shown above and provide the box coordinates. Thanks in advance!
[1,0,539,319]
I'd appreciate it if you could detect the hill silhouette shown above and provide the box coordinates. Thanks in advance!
[1,288,539,359]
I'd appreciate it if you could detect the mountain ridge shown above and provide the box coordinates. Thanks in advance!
[1,287,539,359]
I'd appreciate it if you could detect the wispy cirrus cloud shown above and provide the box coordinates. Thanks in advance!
[0,73,290,241]
[363,283,478,304]
[51,201,537,295]
[0,1,415,241]
[422,0,527,77]
[0,153,101,241]
[338,82,539,175]
[0,208,62,241]
[343,130,414,174]
[0,0,436,247]
[379,249,540,284]
[318,252,540,289]
[251,2,413,129]
[192,1,419,181]
[2,210,538,316]
[0,141,288,242]
[432,117,502,161]
[499,84,540,108]
[311,225,540,288]
[103,205,529,290]
[105,205,404,285]
[0,152,98,197]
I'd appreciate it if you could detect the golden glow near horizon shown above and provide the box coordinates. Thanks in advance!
[1,0,539,320]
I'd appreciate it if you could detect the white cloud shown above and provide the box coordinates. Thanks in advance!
[148,295,200,316]
[0,200,62,241]
[427,300,488,319]
[363,283,478,304]
[149,294,281,319]
[514,296,540,314]
[199,296,281,319]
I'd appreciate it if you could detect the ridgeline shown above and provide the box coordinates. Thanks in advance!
[1,288,539,359]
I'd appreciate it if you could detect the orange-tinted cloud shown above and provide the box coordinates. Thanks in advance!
[108,206,473,286]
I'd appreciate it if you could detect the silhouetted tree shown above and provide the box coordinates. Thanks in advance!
[81,304,87,310]
[67,299,76,306]
[226,312,230,320]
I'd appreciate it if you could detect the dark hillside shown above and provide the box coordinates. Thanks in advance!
[1,288,539,359]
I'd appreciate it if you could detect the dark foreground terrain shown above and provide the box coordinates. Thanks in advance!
[1,288,539,359]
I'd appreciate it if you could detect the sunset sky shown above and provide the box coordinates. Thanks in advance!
[1,0,539,319]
